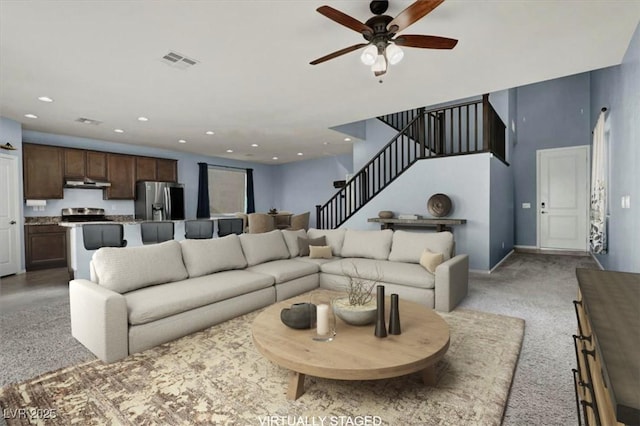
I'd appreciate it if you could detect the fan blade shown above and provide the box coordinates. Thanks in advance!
[310,43,369,65]
[317,5,373,36]
[388,0,445,33]
[394,34,458,49]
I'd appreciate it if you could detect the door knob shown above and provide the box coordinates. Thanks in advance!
[541,211,547,214]
[10,220,16,224]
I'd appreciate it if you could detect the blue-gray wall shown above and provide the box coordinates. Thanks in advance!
[21,131,277,219]
[273,154,353,227]
[490,156,515,267]
[589,22,640,273]
[512,72,592,247]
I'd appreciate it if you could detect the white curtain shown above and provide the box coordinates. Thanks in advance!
[590,111,607,254]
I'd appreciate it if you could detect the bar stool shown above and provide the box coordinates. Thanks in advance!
[82,224,127,250]
[140,221,175,245]
[184,219,214,239]
[217,218,244,237]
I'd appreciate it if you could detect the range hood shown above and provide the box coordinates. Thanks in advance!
[64,178,111,189]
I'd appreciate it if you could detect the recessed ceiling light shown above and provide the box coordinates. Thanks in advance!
[323,142,329,145]
[272,156,279,160]
[205,130,215,135]
[178,139,187,144]
[344,137,352,142]
[114,129,124,133]
[24,114,38,119]
[226,149,233,153]
[297,152,303,156]
[137,116,149,122]
[38,96,53,103]
[251,143,259,147]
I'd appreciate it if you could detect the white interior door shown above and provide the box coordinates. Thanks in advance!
[537,146,589,250]
[0,154,21,276]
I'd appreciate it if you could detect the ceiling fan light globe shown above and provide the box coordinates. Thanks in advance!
[371,54,387,75]
[386,43,404,65]
[360,45,378,66]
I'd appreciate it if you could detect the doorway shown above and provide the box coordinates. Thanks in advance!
[537,146,590,251]
[0,154,21,276]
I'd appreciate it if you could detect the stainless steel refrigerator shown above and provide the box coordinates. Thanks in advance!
[135,181,185,221]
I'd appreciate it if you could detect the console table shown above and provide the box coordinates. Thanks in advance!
[368,218,467,233]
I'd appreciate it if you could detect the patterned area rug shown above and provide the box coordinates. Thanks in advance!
[0,308,524,426]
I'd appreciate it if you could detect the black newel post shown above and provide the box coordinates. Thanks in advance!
[374,285,387,338]
[389,294,401,335]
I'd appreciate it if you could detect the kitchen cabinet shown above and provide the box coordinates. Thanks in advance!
[86,151,107,180]
[157,158,177,182]
[23,143,64,199]
[136,156,157,182]
[64,148,86,178]
[25,225,67,270]
[106,153,136,199]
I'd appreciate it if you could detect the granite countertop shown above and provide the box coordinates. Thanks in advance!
[24,216,137,226]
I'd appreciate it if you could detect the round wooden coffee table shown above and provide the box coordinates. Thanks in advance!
[252,290,450,400]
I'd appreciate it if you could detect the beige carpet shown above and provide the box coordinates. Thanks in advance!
[0,308,524,426]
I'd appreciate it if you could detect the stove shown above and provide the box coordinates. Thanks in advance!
[61,207,113,223]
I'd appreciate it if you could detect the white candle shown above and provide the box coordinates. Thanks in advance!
[316,304,330,336]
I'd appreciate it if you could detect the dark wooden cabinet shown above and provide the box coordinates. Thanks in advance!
[86,151,107,180]
[25,225,67,270]
[64,148,86,178]
[106,153,136,199]
[157,158,177,182]
[136,156,157,182]
[23,143,64,199]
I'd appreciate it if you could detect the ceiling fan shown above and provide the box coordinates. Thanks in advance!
[310,0,458,78]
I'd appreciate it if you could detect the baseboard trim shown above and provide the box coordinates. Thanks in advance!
[514,245,590,257]
[489,249,515,273]
[590,252,605,270]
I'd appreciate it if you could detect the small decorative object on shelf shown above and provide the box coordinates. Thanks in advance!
[388,294,401,335]
[427,193,452,217]
[374,285,388,338]
[268,208,278,214]
[378,210,394,219]
[280,303,316,329]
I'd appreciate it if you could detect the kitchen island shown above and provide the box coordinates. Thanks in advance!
[60,220,186,280]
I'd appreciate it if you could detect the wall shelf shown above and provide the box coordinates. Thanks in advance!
[368,218,467,233]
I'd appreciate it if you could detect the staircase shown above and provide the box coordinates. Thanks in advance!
[315,95,507,229]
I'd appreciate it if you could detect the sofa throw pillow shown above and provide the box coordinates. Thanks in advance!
[419,248,444,274]
[309,245,332,259]
[298,236,327,257]
[179,234,247,278]
[341,229,393,260]
[282,229,307,257]
[92,240,188,293]
[388,230,454,263]
[307,228,347,257]
[239,230,290,266]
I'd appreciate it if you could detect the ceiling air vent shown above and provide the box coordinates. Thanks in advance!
[75,117,102,125]
[161,51,199,69]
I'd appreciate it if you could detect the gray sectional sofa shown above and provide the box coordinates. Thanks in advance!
[69,228,468,363]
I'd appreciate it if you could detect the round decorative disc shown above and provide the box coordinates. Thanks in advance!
[427,193,452,217]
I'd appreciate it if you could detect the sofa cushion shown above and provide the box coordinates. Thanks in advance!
[281,229,307,257]
[179,234,247,278]
[320,258,435,289]
[307,228,347,257]
[419,248,444,273]
[92,240,188,293]
[388,230,454,263]
[341,229,393,260]
[298,236,327,256]
[239,230,290,266]
[295,256,340,266]
[125,270,274,325]
[247,259,319,284]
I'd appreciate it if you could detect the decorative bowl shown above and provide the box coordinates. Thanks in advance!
[332,297,377,326]
[427,193,452,217]
[378,210,394,219]
[280,303,316,329]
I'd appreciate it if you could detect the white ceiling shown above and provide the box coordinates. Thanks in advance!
[1,1,639,164]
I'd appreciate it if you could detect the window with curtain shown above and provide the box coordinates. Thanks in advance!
[207,167,247,214]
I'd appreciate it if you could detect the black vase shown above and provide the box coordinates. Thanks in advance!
[374,285,387,338]
[389,294,401,335]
